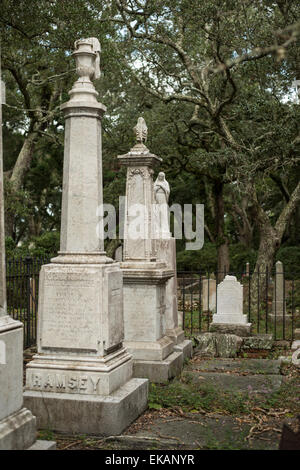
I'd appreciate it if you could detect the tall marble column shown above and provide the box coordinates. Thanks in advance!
[24,39,148,435]
[0,55,53,450]
[154,173,193,360]
[119,118,183,383]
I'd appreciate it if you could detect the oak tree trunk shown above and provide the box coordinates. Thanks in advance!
[214,180,230,280]
[5,131,38,238]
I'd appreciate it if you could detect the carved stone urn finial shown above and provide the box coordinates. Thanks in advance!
[68,37,101,103]
[73,38,101,82]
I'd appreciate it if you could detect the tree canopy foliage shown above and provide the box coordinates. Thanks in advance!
[1,0,300,273]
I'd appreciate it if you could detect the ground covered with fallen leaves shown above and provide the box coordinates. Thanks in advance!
[28,348,300,450]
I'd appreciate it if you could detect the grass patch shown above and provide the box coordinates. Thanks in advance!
[149,369,300,417]
[38,429,55,441]
[203,428,249,450]
[182,307,297,340]
[263,377,300,413]
[149,379,250,415]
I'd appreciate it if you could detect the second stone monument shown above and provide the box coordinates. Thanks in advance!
[119,118,183,382]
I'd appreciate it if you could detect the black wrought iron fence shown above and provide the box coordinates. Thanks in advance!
[6,256,50,349]
[5,258,299,349]
[177,268,299,341]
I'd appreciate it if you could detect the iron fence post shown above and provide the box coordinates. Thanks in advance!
[25,256,33,349]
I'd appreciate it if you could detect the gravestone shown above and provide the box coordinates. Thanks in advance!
[118,118,183,382]
[210,275,251,336]
[154,174,192,360]
[0,58,54,450]
[246,262,250,277]
[269,261,290,323]
[23,39,148,435]
[201,278,216,312]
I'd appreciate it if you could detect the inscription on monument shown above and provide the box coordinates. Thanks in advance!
[217,276,243,315]
[218,284,242,314]
[29,371,103,395]
[40,268,100,351]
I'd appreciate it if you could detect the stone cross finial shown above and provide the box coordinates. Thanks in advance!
[134,117,148,143]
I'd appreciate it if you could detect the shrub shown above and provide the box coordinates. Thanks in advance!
[275,245,300,278]
[5,231,60,259]
[177,242,257,274]
[176,242,217,272]
[229,244,257,273]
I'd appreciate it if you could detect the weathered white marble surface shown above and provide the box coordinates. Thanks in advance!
[37,263,123,355]
[0,317,38,450]
[212,275,248,324]
[0,317,23,421]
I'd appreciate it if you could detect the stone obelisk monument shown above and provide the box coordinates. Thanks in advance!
[0,54,53,450]
[24,39,148,435]
[118,118,183,382]
[154,173,192,360]
[269,261,290,323]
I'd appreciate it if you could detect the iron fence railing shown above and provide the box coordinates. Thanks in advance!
[177,269,299,341]
[5,259,300,349]
[6,256,50,349]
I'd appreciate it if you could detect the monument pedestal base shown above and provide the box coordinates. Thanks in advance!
[210,322,252,337]
[121,264,184,381]
[174,339,193,361]
[24,260,149,435]
[0,318,55,450]
[25,348,134,396]
[0,408,36,451]
[28,441,57,451]
[124,338,184,382]
[132,351,183,383]
[166,326,193,361]
[0,319,35,451]
[24,378,148,435]
[124,337,174,361]
[0,317,24,418]
[166,326,185,344]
